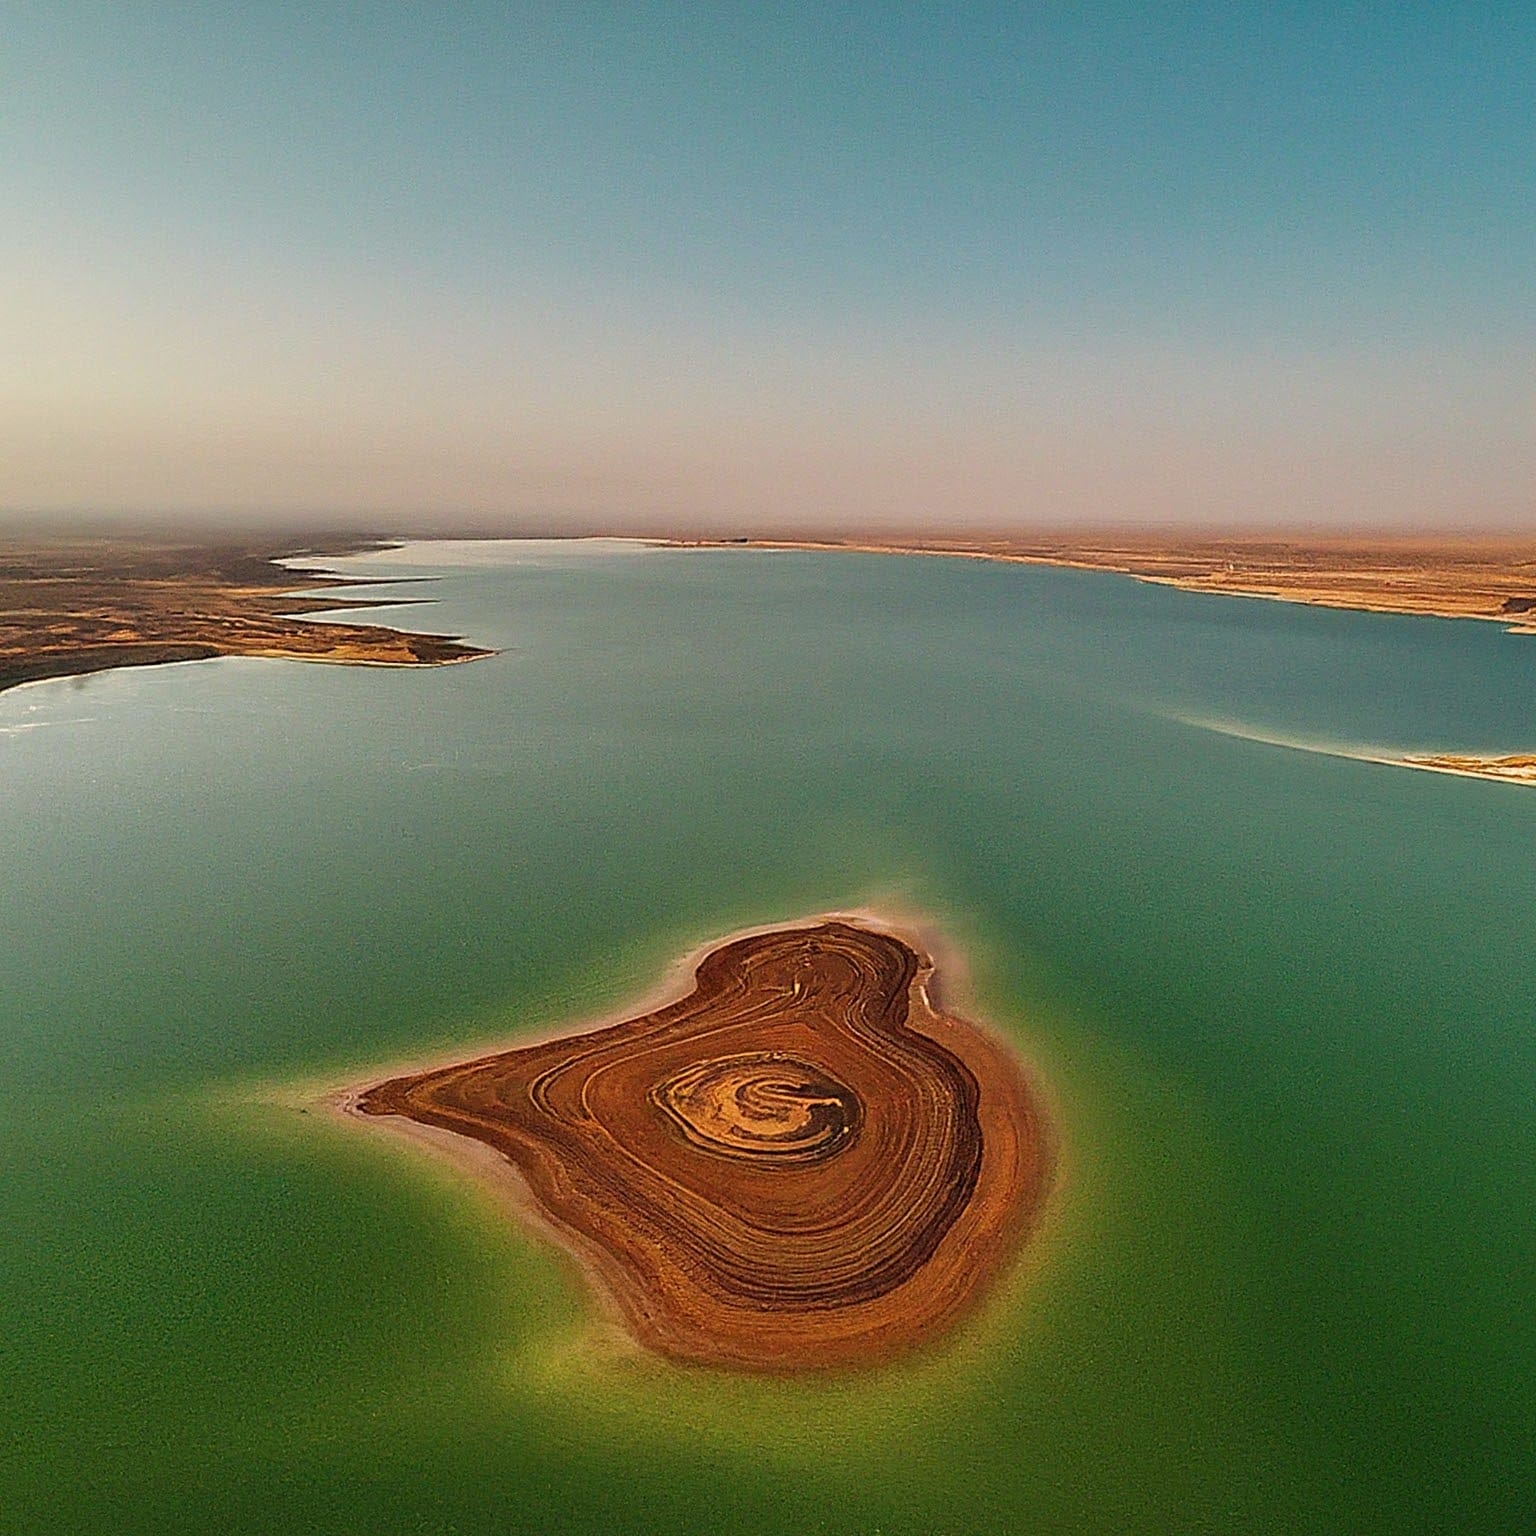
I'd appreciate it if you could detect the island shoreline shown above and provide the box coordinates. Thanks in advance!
[324,907,1059,1374]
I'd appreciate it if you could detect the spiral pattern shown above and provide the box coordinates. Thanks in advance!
[650,1053,860,1163]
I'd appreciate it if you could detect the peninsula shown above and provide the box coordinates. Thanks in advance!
[0,533,489,697]
[345,918,1050,1371]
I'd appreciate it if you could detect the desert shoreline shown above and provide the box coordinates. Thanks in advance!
[658,533,1536,635]
[663,535,1536,788]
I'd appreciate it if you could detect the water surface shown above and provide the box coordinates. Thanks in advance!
[4,541,1534,1533]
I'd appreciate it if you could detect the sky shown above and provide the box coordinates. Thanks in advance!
[3,2,1533,532]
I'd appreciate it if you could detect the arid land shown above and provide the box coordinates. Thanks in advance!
[0,534,490,697]
[343,917,1051,1372]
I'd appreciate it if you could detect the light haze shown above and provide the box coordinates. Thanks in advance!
[4,4,1532,531]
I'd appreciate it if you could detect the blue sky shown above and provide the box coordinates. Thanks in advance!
[4,2,1532,528]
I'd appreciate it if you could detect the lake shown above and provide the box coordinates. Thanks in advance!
[4,539,1533,1533]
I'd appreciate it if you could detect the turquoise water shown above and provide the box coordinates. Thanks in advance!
[3,541,1534,1533]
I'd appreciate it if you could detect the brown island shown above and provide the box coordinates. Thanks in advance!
[346,919,1051,1372]
[0,533,489,697]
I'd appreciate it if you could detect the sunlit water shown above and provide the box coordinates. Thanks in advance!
[4,541,1534,1533]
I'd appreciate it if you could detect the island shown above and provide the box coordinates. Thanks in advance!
[0,533,489,697]
[343,918,1051,1371]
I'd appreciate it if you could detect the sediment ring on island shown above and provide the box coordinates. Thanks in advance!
[353,919,1051,1370]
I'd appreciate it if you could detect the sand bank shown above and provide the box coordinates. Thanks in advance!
[1177,715,1536,789]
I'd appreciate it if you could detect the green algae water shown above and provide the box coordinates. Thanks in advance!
[4,541,1534,1534]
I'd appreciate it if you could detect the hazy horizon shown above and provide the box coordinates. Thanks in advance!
[5,5,1532,532]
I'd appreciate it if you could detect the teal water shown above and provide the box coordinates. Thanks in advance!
[3,541,1534,1534]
